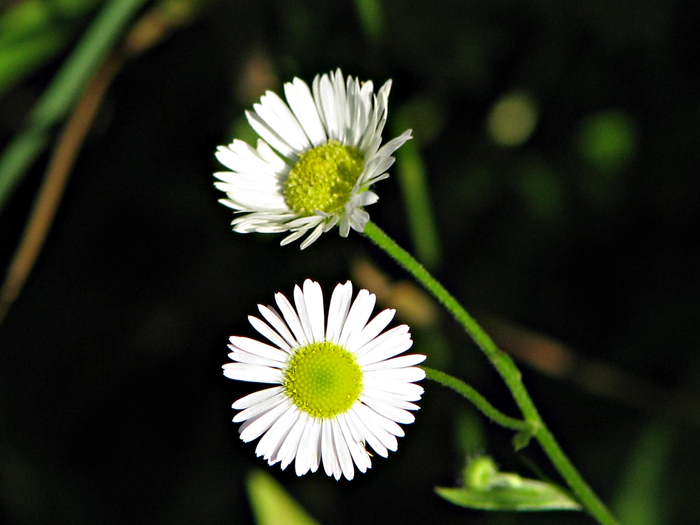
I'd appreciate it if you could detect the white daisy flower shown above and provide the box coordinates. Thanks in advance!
[214,69,412,249]
[223,279,426,480]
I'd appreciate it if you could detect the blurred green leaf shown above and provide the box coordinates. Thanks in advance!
[578,110,637,171]
[0,0,149,213]
[436,456,582,511]
[246,469,320,525]
[353,0,383,43]
[612,421,675,525]
[512,429,535,451]
[575,110,637,207]
[0,0,100,98]
[455,408,486,459]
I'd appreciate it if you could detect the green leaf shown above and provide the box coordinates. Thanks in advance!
[612,421,675,525]
[512,429,534,451]
[436,456,582,512]
[246,469,321,525]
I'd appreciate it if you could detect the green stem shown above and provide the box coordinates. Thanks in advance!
[423,367,531,432]
[363,220,618,525]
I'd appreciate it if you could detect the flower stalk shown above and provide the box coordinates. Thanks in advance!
[363,220,618,525]
[422,367,532,433]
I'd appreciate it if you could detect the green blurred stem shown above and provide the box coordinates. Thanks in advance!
[395,139,440,268]
[423,367,530,432]
[363,220,618,525]
[0,0,149,213]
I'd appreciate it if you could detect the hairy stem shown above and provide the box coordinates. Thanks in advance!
[363,220,618,525]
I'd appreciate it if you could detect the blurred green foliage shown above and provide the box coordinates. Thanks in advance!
[247,469,321,525]
[0,0,99,99]
[0,0,149,212]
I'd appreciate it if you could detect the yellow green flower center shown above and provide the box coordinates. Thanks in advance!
[283,140,364,216]
[283,341,363,419]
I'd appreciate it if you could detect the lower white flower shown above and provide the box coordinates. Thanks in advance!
[223,279,426,480]
[214,69,412,249]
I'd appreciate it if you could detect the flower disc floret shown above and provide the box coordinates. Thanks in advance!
[283,141,364,215]
[284,341,363,418]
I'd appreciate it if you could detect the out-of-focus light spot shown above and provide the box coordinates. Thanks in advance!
[237,49,278,104]
[395,96,446,146]
[486,92,539,147]
[578,110,637,170]
[514,160,565,221]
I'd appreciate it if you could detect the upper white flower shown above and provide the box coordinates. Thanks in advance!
[214,69,412,249]
[223,279,426,480]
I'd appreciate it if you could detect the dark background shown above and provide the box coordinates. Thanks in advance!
[1,0,699,523]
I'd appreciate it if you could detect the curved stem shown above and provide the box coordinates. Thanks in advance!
[423,367,531,432]
[363,221,618,525]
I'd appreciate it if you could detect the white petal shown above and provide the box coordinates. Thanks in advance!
[246,110,297,160]
[321,420,340,479]
[364,366,427,383]
[295,417,322,475]
[347,407,388,458]
[361,396,416,424]
[285,78,327,146]
[293,284,313,343]
[364,379,425,400]
[362,386,424,403]
[362,388,422,411]
[299,222,325,249]
[338,289,376,347]
[352,404,398,452]
[331,419,355,480]
[228,336,288,363]
[361,353,426,371]
[239,400,290,443]
[356,402,405,438]
[355,324,410,361]
[275,291,309,345]
[356,331,413,365]
[361,155,395,185]
[217,184,287,211]
[339,214,351,237]
[227,348,284,368]
[346,308,395,352]
[248,315,292,352]
[222,363,282,384]
[376,128,413,158]
[337,415,370,473]
[302,280,325,342]
[256,91,311,151]
[277,412,309,470]
[326,281,353,342]
[314,73,339,141]
[234,392,287,424]
[232,386,284,410]
[280,229,309,246]
[348,208,370,233]
[256,405,299,461]
[257,305,298,348]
